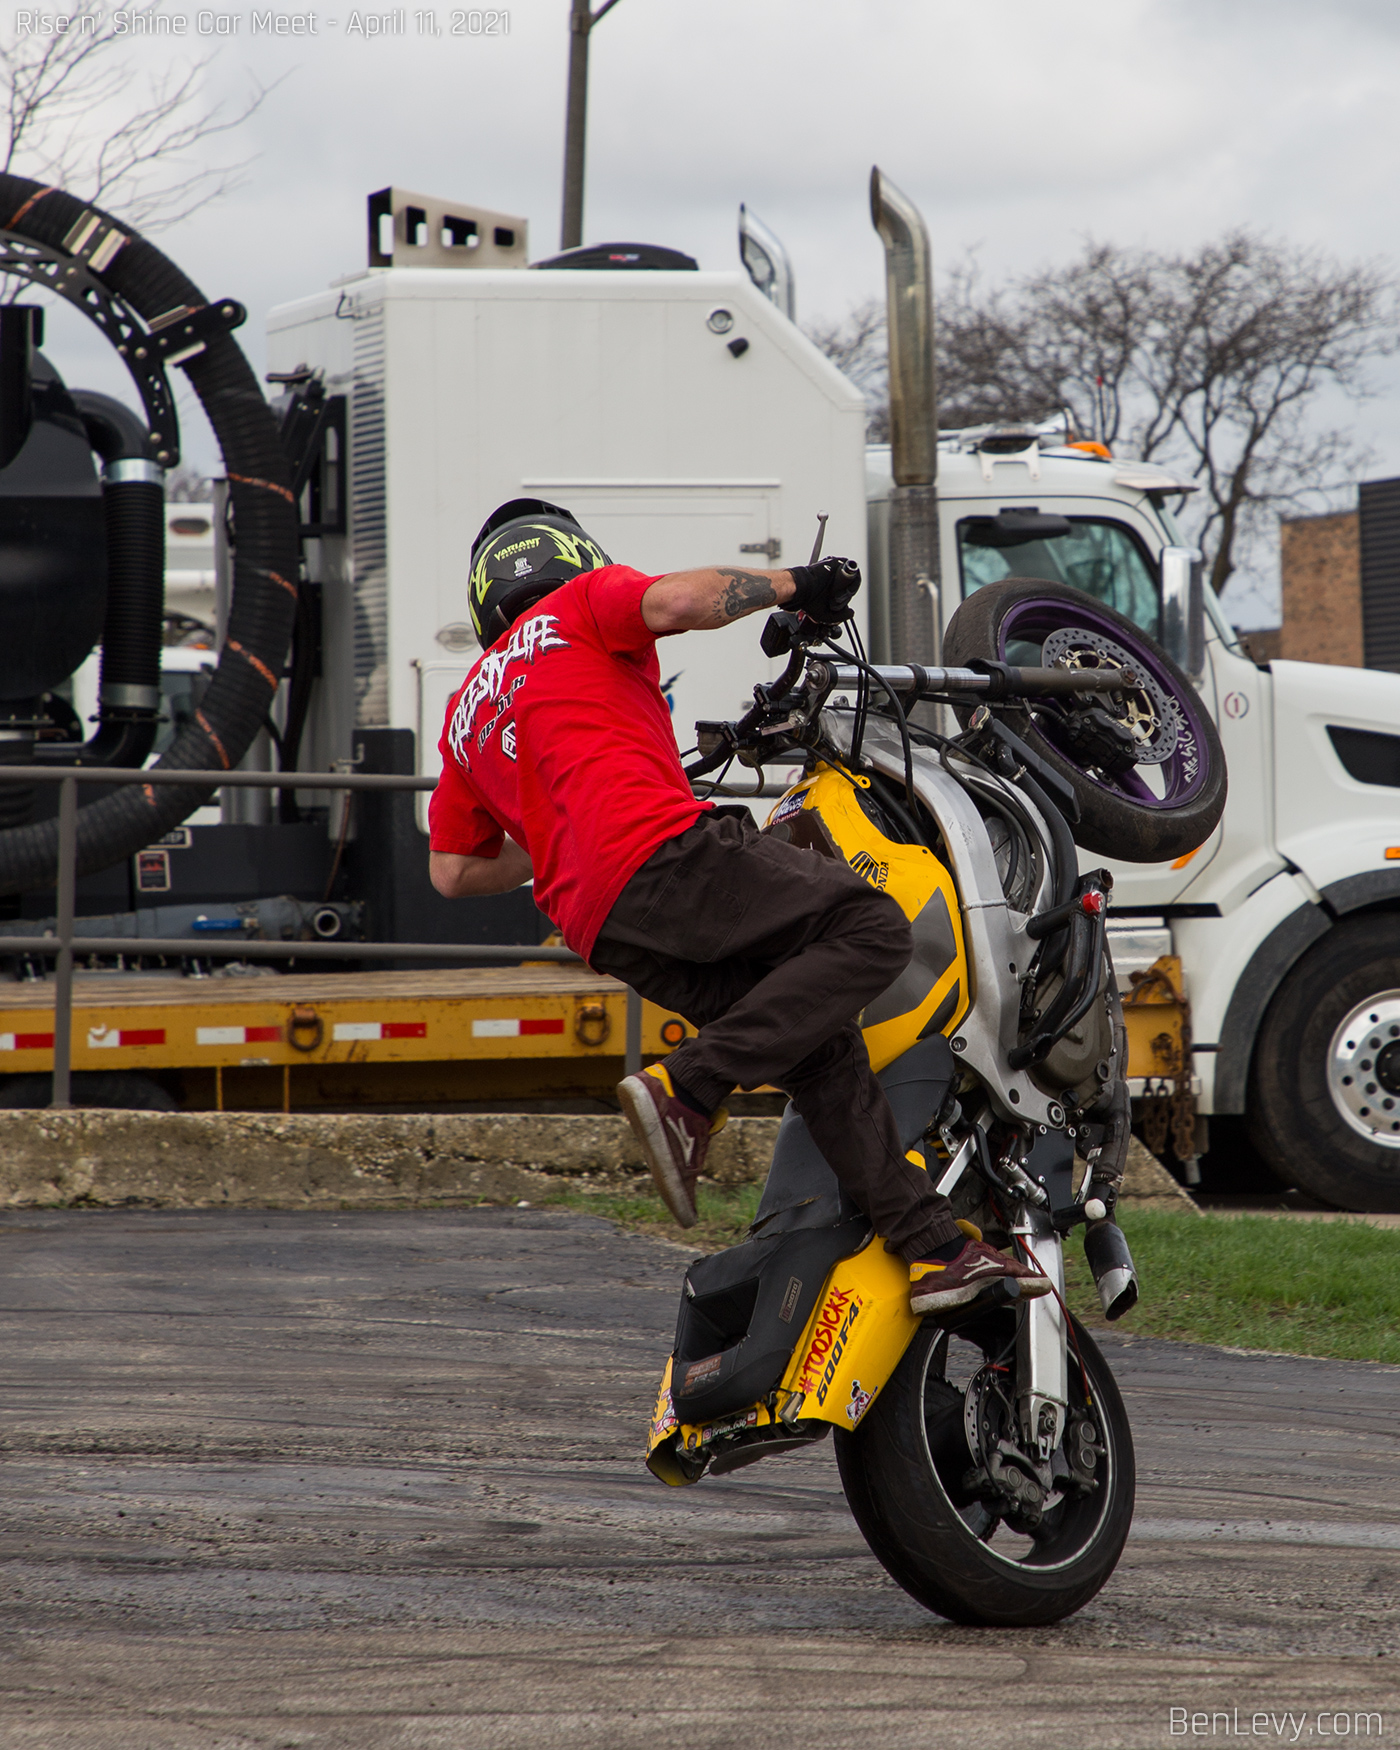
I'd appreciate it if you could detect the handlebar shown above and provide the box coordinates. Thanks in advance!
[813,662,1139,699]
[682,654,1139,780]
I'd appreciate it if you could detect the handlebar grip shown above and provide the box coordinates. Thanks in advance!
[682,747,732,780]
[1009,666,1140,697]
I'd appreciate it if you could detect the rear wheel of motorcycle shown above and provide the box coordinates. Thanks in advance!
[942,578,1226,863]
[834,1309,1134,1626]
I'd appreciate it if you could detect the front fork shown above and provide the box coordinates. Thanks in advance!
[1012,1204,1068,1461]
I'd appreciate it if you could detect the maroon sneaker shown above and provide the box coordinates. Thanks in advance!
[908,1238,1055,1315]
[617,1064,727,1228]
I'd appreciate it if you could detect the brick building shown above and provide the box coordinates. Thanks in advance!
[1277,507,1362,665]
[1261,478,1400,669]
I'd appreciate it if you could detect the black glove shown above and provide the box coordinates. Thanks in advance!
[787,556,861,623]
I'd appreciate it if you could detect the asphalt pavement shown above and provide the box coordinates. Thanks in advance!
[0,1207,1394,1749]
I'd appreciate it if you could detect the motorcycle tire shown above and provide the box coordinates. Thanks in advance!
[834,1308,1134,1627]
[1247,914,1400,1213]
[943,579,1226,864]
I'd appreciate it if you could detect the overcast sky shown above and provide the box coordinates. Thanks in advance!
[26,0,1400,624]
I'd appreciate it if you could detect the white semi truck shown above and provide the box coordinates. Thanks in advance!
[256,182,1397,1213]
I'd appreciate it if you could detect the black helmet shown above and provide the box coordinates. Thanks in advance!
[468,497,611,642]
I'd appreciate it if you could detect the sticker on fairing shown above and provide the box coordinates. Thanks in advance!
[701,1408,759,1444]
[649,1386,677,1445]
[769,788,809,825]
[846,1379,875,1425]
[683,1354,723,1390]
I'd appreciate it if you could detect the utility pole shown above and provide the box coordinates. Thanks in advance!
[560,0,623,251]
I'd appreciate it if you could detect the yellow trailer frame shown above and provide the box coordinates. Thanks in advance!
[0,967,696,1110]
[0,949,1190,1111]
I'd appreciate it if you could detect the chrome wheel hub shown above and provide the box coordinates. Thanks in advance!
[1327,992,1400,1148]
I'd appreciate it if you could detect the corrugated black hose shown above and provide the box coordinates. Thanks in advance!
[0,176,298,895]
[55,390,165,768]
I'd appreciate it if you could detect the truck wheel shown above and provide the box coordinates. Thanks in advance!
[943,579,1226,863]
[1249,915,1400,1212]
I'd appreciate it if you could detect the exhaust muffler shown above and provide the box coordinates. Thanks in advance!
[1083,1219,1139,1321]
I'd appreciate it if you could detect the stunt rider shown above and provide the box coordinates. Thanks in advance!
[428,498,1051,1315]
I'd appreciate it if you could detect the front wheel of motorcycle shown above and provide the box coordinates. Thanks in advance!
[834,1308,1135,1626]
[942,577,1226,863]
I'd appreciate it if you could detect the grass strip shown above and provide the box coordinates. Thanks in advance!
[541,1181,1400,1365]
[1091,1207,1400,1364]
[540,1180,763,1258]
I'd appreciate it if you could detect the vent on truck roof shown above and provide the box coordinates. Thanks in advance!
[532,242,699,271]
[366,188,528,270]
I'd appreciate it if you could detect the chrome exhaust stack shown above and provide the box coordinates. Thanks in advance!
[870,166,940,672]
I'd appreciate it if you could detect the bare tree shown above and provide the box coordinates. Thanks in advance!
[804,298,889,441]
[935,248,1153,438]
[811,233,1398,595]
[938,233,1398,594]
[165,464,211,501]
[0,2,269,231]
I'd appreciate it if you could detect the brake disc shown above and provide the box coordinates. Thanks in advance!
[1041,626,1180,766]
[962,1364,1050,1529]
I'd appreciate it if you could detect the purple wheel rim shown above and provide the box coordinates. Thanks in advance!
[997,595,1211,812]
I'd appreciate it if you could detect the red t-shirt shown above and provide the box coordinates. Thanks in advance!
[428,565,708,957]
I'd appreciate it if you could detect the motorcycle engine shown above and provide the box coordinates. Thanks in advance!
[1024,962,1115,1107]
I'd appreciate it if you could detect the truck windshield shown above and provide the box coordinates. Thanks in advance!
[957,517,1160,641]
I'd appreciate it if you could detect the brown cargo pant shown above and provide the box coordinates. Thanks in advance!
[589,810,961,1259]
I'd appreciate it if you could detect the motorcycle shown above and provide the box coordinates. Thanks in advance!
[643,575,1226,1628]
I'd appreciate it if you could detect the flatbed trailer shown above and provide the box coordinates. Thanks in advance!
[0,953,1181,1113]
[0,967,694,1111]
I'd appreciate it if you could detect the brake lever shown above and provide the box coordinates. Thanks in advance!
[684,642,821,778]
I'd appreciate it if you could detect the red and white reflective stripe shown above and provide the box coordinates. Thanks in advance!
[196,1026,282,1046]
[331,1021,427,1042]
[471,1017,565,1038]
[87,1026,165,1049]
[0,1031,55,1051]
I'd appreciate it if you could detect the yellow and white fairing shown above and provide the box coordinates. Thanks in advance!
[772,1238,920,1429]
[646,1242,923,1484]
[645,1358,688,1487]
[646,765,966,1484]
[765,765,969,1072]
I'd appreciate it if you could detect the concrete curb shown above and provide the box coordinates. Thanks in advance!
[1123,1136,1203,1212]
[0,1111,1197,1212]
[0,1111,778,1209]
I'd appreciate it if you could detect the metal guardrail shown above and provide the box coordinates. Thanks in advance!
[0,760,798,1109]
[0,763,601,1109]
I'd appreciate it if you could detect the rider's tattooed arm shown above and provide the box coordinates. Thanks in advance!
[716,569,779,620]
[642,566,796,633]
